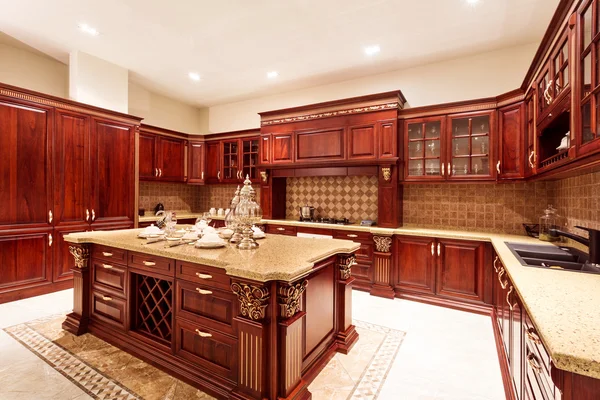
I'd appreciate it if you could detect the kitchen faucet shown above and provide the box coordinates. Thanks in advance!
[549,226,600,265]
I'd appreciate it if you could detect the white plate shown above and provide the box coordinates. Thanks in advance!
[253,234,266,239]
[138,232,163,238]
[195,241,226,249]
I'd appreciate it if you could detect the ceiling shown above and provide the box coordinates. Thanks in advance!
[0,0,560,107]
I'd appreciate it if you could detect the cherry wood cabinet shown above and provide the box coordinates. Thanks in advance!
[394,236,436,295]
[205,141,222,183]
[139,132,159,181]
[436,239,486,303]
[158,136,186,181]
[332,230,373,291]
[348,124,377,160]
[378,120,398,159]
[221,139,240,182]
[203,137,260,184]
[271,132,294,164]
[524,92,537,176]
[296,127,346,162]
[187,141,205,184]
[498,102,527,180]
[138,127,186,182]
[405,117,446,181]
[260,134,271,164]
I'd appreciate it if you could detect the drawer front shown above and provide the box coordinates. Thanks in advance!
[92,245,127,265]
[332,230,371,242]
[266,224,297,236]
[175,317,238,381]
[524,320,557,398]
[351,263,372,281]
[91,290,126,330]
[128,251,174,276]
[524,342,558,400]
[296,227,333,236]
[92,260,127,297]
[176,280,236,335]
[176,261,230,292]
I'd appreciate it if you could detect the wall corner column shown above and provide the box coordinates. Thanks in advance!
[336,254,359,355]
[370,236,396,299]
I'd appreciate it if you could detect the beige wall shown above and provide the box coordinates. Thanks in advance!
[128,81,208,133]
[207,43,538,132]
[0,35,68,98]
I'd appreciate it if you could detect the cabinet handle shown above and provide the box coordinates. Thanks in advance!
[155,168,158,177]
[195,288,213,295]
[437,243,440,256]
[431,242,434,256]
[195,329,212,338]
[506,286,515,310]
[441,163,445,177]
[447,163,451,176]
[347,234,358,238]
[86,209,90,221]
[102,252,113,257]
[277,227,286,231]
[526,327,542,345]
[48,210,53,223]
[218,171,221,180]
[102,264,113,269]
[527,353,543,373]
[101,295,113,301]
[201,171,204,180]
[49,234,53,247]
[498,267,508,289]
[528,151,535,169]
[496,161,501,174]
[159,168,162,177]
[91,209,95,221]
[195,272,213,279]
[142,261,156,266]
[493,256,499,273]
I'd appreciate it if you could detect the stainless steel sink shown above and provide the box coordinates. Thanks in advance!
[505,242,600,275]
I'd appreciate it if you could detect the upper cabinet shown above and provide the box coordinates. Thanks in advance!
[537,29,570,120]
[187,141,205,185]
[138,125,186,182]
[498,102,526,180]
[203,135,260,184]
[404,110,496,182]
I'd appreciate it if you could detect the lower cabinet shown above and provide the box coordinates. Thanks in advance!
[436,239,486,303]
[394,236,436,295]
[332,230,373,291]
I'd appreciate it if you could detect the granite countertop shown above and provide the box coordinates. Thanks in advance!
[139,212,225,223]
[64,229,360,283]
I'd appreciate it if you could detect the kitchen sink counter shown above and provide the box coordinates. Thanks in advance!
[65,228,360,282]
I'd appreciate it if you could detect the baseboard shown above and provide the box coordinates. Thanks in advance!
[0,280,73,304]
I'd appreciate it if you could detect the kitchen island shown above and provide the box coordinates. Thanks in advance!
[62,229,360,400]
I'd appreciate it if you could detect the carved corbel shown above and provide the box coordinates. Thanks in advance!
[373,236,392,253]
[278,280,308,318]
[381,167,391,182]
[260,171,268,183]
[69,246,90,269]
[231,282,270,321]
[338,254,357,280]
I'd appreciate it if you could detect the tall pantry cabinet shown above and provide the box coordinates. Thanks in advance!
[0,83,141,304]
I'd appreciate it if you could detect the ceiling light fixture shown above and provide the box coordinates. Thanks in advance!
[78,23,99,36]
[465,0,480,5]
[364,45,381,56]
[188,72,201,82]
[267,71,279,79]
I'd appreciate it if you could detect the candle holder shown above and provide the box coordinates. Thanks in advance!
[235,175,262,250]
[225,186,243,243]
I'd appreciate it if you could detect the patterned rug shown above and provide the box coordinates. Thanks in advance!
[3,315,404,400]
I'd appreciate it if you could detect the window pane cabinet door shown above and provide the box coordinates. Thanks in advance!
[446,111,495,181]
[241,138,259,182]
[404,117,445,181]
[221,140,240,182]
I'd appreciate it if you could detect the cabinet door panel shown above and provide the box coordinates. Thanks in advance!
[296,128,345,162]
[205,142,221,182]
[241,137,259,182]
[90,119,135,226]
[437,239,485,302]
[188,142,205,184]
[0,100,52,227]
[54,110,90,226]
[498,103,525,180]
[158,137,185,181]
[139,133,158,181]
[348,124,376,160]
[272,133,294,163]
[260,134,271,164]
[53,225,89,282]
[0,230,52,290]
[378,120,397,159]
[394,236,436,295]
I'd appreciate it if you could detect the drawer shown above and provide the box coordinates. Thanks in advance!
[296,226,333,236]
[91,260,127,297]
[176,261,231,292]
[332,230,372,242]
[91,289,126,330]
[92,245,127,265]
[174,317,238,381]
[352,263,372,281]
[128,251,174,276]
[524,315,552,373]
[175,280,236,335]
[524,342,558,400]
[265,224,297,236]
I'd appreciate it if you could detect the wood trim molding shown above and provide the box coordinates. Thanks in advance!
[140,124,189,139]
[0,82,142,124]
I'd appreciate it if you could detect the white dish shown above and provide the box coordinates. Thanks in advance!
[195,241,226,249]
[253,233,266,239]
[139,232,164,238]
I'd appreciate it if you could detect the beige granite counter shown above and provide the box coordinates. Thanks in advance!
[139,213,225,223]
[64,229,360,283]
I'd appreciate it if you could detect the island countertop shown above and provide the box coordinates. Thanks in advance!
[64,228,360,283]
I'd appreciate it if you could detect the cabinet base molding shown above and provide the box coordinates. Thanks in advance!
[392,290,492,316]
[62,312,89,337]
[491,309,516,400]
[335,324,359,355]
[369,284,395,299]
[0,280,73,305]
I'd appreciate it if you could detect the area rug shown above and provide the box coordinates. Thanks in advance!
[3,314,404,400]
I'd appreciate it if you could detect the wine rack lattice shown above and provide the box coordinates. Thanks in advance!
[134,274,173,343]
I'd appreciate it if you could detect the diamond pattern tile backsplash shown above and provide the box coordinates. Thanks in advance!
[286,176,379,221]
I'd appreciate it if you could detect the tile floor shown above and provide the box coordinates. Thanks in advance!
[0,289,505,400]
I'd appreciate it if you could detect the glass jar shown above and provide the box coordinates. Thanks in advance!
[539,205,560,242]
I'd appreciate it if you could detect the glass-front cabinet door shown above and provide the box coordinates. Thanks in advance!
[222,140,240,182]
[405,117,445,181]
[241,137,259,182]
[579,0,600,154]
[446,111,495,180]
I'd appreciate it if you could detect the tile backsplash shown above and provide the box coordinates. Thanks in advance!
[197,184,261,211]
[139,182,203,213]
[285,176,379,222]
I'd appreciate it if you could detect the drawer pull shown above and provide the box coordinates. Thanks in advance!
[195,329,212,338]
[431,242,434,256]
[143,261,156,266]
[506,286,515,310]
[493,256,499,273]
[347,234,358,238]
[527,328,542,344]
[102,264,113,269]
[195,272,213,279]
[101,295,113,301]
[277,227,286,231]
[102,252,113,257]
[527,353,543,373]
[195,288,213,295]
[498,267,508,289]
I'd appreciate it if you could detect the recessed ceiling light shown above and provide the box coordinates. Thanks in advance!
[267,71,279,79]
[364,45,381,56]
[465,0,480,5]
[188,72,201,82]
[78,23,99,36]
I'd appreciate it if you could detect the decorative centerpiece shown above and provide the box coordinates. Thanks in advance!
[235,175,263,250]
[225,186,243,243]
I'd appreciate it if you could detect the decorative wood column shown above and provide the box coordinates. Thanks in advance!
[378,164,403,228]
[335,254,359,354]
[370,236,396,299]
[62,244,91,336]
[259,169,286,220]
